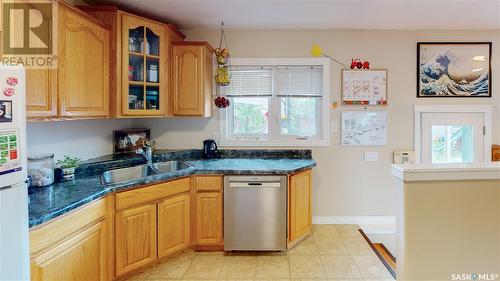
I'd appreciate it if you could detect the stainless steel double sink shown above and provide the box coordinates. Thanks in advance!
[101,161,191,185]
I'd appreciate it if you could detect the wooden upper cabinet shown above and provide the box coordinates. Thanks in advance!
[21,2,57,119]
[26,3,111,120]
[288,169,313,243]
[78,6,186,118]
[120,14,166,116]
[157,193,191,259]
[58,4,110,118]
[26,69,57,119]
[172,42,214,117]
[31,221,108,281]
[115,203,157,277]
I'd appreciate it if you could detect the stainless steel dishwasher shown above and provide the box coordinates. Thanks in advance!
[224,175,287,251]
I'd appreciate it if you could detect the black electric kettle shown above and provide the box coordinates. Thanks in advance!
[203,139,220,159]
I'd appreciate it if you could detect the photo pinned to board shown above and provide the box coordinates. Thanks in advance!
[0,100,13,123]
[341,110,387,146]
[342,69,387,106]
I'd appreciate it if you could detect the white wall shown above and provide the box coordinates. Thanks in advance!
[136,29,500,218]
[27,119,132,161]
[26,29,500,219]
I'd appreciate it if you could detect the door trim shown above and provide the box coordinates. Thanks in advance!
[414,105,492,164]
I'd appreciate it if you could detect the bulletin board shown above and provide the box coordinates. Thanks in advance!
[342,69,387,106]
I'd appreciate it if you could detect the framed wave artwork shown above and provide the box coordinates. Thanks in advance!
[417,42,491,98]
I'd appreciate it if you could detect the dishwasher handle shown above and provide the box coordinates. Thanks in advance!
[229,182,281,188]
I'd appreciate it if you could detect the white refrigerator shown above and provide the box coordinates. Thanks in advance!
[0,65,30,281]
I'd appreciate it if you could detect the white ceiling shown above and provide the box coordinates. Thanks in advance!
[100,0,500,30]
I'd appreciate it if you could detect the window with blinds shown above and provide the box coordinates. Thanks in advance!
[220,66,273,97]
[220,59,330,146]
[276,66,323,97]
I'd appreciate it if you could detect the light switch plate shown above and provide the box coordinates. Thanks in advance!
[364,152,378,162]
[331,121,338,132]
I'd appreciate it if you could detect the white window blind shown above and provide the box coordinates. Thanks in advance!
[219,66,273,97]
[276,66,323,97]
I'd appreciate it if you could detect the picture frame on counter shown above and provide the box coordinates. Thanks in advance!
[417,42,492,98]
[341,69,387,106]
[113,128,150,154]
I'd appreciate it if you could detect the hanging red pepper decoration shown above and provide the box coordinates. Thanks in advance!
[214,96,230,108]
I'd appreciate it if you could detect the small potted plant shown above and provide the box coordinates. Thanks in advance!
[57,156,81,181]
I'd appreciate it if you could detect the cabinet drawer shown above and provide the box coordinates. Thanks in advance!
[116,177,191,211]
[195,176,222,192]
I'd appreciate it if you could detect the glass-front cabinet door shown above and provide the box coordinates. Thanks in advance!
[122,14,165,116]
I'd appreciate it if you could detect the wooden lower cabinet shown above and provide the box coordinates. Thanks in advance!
[194,176,223,247]
[30,221,108,281]
[194,175,224,247]
[157,193,191,258]
[28,171,314,279]
[114,177,192,277]
[288,169,313,243]
[195,192,223,245]
[115,203,157,276]
[29,197,113,281]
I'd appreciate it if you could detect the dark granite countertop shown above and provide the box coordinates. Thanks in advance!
[28,149,315,228]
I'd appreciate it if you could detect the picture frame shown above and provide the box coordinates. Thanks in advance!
[341,110,387,146]
[113,128,150,154]
[341,69,387,106]
[417,42,492,98]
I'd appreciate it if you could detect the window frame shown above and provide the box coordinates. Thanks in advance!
[414,105,492,164]
[220,58,330,147]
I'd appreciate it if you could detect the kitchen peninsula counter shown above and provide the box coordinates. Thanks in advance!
[392,163,500,280]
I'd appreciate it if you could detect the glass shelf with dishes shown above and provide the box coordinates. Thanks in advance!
[146,85,160,110]
[124,21,164,115]
[128,84,145,110]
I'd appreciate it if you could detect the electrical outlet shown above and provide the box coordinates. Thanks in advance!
[331,121,338,132]
[364,152,378,162]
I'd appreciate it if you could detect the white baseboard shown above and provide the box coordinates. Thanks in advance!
[312,216,396,234]
[312,215,395,225]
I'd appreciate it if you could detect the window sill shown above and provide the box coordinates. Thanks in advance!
[220,139,330,147]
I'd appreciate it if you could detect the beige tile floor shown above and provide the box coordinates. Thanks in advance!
[126,224,394,281]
